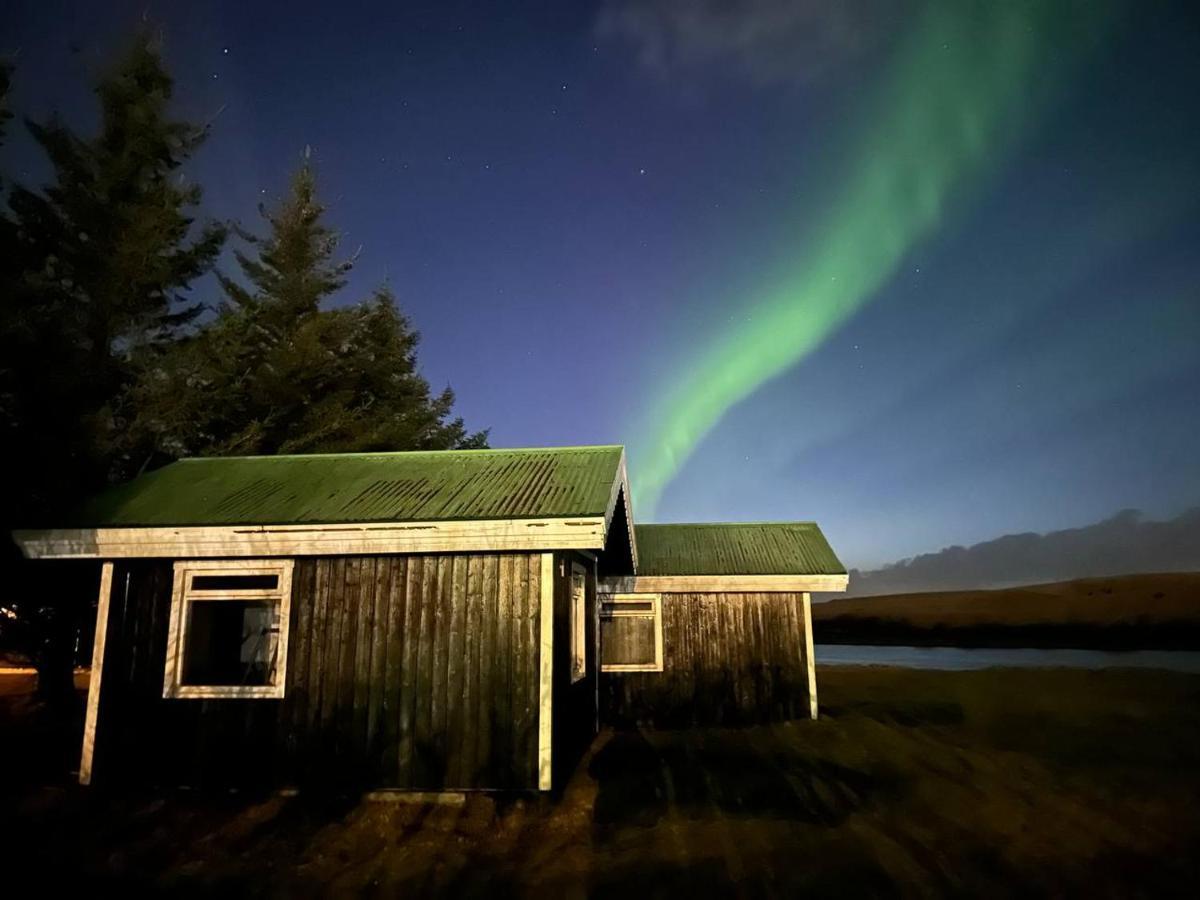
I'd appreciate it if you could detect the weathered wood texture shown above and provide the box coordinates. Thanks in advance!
[599,592,814,727]
[93,553,544,790]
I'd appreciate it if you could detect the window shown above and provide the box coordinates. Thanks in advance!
[163,560,293,699]
[570,561,587,683]
[599,593,663,672]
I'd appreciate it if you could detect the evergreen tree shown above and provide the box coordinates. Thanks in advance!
[129,159,487,458]
[0,60,12,148]
[0,35,225,702]
[2,33,226,514]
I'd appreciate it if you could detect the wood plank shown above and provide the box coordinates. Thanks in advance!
[160,562,185,699]
[285,560,316,773]
[461,554,483,785]
[381,557,406,783]
[512,554,531,785]
[782,592,802,718]
[351,557,375,770]
[600,574,849,594]
[79,561,114,786]
[415,556,439,785]
[537,553,554,791]
[476,554,499,785]
[429,556,452,783]
[802,591,818,719]
[305,558,331,778]
[495,555,514,788]
[590,556,600,734]
[319,557,346,763]
[445,555,469,786]
[366,556,391,777]
[737,594,752,713]
[16,516,610,559]
[399,556,423,784]
[751,594,769,706]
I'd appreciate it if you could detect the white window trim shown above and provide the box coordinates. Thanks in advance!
[163,559,294,699]
[570,561,587,684]
[599,592,664,673]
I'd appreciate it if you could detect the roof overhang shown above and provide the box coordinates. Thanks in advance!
[13,516,611,560]
[605,449,638,572]
[600,574,849,593]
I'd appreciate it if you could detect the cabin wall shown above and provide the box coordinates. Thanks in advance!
[599,592,813,727]
[93,553,545,790]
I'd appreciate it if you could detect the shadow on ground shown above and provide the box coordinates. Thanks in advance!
[2,667,1200,897]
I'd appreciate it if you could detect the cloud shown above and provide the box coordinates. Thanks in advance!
[595,0,909,88]
[848,508,1200,596]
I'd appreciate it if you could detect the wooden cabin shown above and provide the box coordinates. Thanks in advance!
[12,445,846,791]
[600,523,847,727]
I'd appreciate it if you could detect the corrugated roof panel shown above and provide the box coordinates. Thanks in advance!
[634,523,846,576]
[71,446,626,527]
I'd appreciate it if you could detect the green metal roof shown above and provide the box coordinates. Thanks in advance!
[72,446,626,527]
[633,523,846,576]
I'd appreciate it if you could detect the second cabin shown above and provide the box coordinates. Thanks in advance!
[13,445,847,791]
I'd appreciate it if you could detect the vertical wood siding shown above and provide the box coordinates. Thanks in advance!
[94,553,544,790]
[599,592,813,727]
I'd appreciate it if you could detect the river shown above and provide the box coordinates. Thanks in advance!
[814,644,1200,672]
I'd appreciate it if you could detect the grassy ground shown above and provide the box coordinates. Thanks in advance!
[815,572,1200,647]
[2,666,1198,897]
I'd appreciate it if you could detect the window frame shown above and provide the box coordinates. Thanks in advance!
[569,560,588,684]
[163,559,294,699]
[599,592,664,673]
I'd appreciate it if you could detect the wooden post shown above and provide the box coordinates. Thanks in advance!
[592,555,600,735]
[537,553,554,790]
[802,591,818,720]
[79,561,114,785]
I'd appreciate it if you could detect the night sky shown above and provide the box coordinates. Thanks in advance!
[4,1,1199,570]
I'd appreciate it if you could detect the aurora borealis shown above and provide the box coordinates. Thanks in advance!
[6,0,1199,570]
[629,1,1113,515]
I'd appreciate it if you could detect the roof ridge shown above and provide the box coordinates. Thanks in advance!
[637,521,819,527]
[178,444,625,462]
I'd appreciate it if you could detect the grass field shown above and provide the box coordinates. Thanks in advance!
[814,572,1200,648]
[2,665,1198,896]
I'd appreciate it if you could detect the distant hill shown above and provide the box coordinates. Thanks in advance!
[813,572,1200,649]
[848,508,1200,597]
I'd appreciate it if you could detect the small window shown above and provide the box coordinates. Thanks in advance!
[600,593,663,673]
[164,560,293,699]
[570,562,587,683]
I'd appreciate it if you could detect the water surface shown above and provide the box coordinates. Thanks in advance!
[815,644,1200,673]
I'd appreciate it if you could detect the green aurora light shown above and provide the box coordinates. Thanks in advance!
[631,1,1114,515]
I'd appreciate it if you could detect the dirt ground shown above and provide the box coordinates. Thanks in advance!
[815,572,1200,629]
[2,665,1198,897]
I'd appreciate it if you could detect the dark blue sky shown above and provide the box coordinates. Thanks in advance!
[4,1,1199,569]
